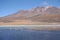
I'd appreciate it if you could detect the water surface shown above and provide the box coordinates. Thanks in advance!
[0,27,60,40]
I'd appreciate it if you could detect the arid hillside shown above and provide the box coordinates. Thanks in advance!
[0,6,60,25]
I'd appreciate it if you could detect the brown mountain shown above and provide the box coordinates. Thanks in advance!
[0,6,60,25]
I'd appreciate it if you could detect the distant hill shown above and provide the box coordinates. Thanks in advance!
[0,6,60,25]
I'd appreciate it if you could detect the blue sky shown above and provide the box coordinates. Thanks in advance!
[0,0,60,17]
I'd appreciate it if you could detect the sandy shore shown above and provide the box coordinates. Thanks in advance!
[0,25,60,30]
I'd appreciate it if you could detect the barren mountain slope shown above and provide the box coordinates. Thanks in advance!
[0,6,60,25]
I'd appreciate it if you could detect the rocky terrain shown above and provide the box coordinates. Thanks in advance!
[0,6,60,25]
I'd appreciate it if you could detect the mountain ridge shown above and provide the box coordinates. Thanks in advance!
[0,6,60,25]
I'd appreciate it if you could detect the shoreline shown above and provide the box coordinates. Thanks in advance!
[0,25,60,30]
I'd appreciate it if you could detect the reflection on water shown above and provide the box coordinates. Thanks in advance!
[0,27,60,40]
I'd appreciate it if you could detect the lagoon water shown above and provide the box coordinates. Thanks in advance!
[0,27,60,40]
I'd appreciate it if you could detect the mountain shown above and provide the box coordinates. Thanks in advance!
[0,6,60,25]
